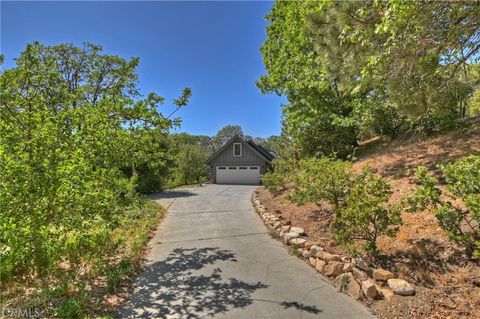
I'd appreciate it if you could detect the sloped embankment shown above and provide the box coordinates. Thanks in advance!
[256,123,480,319]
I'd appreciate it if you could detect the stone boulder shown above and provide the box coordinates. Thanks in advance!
[352,267,368,282]
[373,268,395,281]
[315,251,341,261]
[315,259,327,273]
[361,279,377,299]
[324,261,344,277]
[280,225,290,233]
[377,286,395,301]
[290,238,307,247]
[387,279,415,296]
[352,257,370,271]
[341,256,351,263]
[343,263,353,272]
[289,226,305,235]
[283,232,299,244]
[334,273,362,300]
[308,245,323,257]
[303,241,315,250]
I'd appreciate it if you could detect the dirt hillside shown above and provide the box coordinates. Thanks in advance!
[257,122,480,319]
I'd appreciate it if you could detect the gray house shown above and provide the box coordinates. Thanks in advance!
[205,135,274,185]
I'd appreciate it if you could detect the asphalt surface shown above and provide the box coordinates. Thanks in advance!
[118,184,376,319]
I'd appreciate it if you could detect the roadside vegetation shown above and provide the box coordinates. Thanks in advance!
[0,41,277,317]
[258,0,480,159]
[258,1,480,317]
[259,0,480,260]
[0,42,188,318]
[263,154,480,259]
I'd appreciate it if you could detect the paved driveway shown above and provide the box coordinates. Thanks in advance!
[118,185,376,319]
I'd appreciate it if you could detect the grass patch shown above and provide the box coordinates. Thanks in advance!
[173,183,203,189]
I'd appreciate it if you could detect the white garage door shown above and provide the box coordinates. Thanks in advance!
[216,166,260,185]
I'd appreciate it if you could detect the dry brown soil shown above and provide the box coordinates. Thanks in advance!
[258,123,480,319]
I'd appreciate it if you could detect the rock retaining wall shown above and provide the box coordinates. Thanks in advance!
[252,190,415,302]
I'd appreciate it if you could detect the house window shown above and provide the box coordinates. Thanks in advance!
[233,143,242,157]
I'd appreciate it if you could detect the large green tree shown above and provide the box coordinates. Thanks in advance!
[308,0,480,115]
[212,124,244,149]
[259,0,480,157]
[0,42,190,277]
[173,143,210,185]
[258,1,358,158]
[169,133,211,186]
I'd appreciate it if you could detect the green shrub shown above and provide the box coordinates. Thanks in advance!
[106,258,135,293]
[408,156,480,259]
[289,158,351,209]
[62,219,112,265]
[261,171,284,194]
[0,42,186,280]
[291,244,301,257]
[57,296,87,319]
[353,100,406,139]
[334,169,402,255]
[261,159,296,195]
[406,110,466,137]
[467,87,480,116]
[285,158,402,256]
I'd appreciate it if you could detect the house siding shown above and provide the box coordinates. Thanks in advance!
[209,137,268,181]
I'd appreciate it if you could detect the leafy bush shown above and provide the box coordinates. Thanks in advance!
[261,171,284,195]
[57,296,87,319]
[334,169,402,254]
[289,110,358,159]
[0,42,189,279]
[106,259,135,293]
[289,158,351,209]
[353,100,406,139]
[276,157,402,256]
[406,110,466,137]
[467,87,480,116]
[261,159,296,195]
[408,156,480,259]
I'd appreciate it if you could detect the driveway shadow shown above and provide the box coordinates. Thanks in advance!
[119,247,321,318]
[149,190,198,201]
[119,247,265,318]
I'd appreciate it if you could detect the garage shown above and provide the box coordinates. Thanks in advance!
[205,135,274,185]
[216,166,260,185]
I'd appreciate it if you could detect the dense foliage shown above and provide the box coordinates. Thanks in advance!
[334,169,402,255]
[260,159,296,195]
[0,41,189,297]
[264,158,401,255]
[408,156,480,259]
[170,133,210,186]
[258,0,480,159]
[211,124,244,150]
[289,158,351,209]
[264,154,480,258]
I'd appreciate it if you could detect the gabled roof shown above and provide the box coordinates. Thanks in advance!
[205,134,274,164]
[246,140,275,161]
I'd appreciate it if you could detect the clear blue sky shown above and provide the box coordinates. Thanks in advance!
[1,1,285,138]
